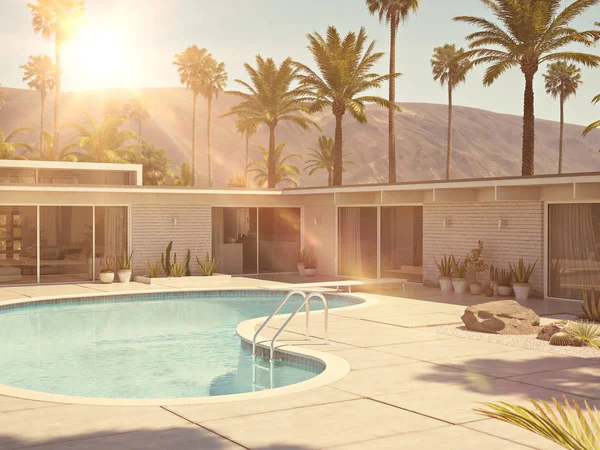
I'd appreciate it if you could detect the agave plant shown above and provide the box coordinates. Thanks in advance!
[509,258,538,284]
[498,268,513,287]
[169,262,187,278]
[434,255,453,277]
[583,289,600,322]
[116,250,133,271]
[100,256,115,273]
[476,397,600,450]
[451,255,468,279]
[147,259,161,278]
[197,253,218,276]
[565,321,600,349]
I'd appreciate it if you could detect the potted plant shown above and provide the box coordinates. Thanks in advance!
[451,255,469,294]
[99,256,115,284]
[466,240,488,295]
[197,253,218,276]
[497,268,513,296]
[116,250,134,283]
[509,258,538,301]
[297,245,312,276]
[434,255,453,293]
[303,250,318,277]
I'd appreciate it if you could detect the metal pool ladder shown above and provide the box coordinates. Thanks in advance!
[252,290,329,360]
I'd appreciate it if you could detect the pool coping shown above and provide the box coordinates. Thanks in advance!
[0,286,378,406]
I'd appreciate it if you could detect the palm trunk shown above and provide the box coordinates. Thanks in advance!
[245,132,249,187]
[40,91,46,159]
[327,169,332,187]
[388,17,398,184]
[333,113,343,186]
[267,123,276,188]
[446,83,453,180]
[191,91,198,187]
[522,72,535,176]
[138,122,143,147]
[207,95,213,187]
[558,95,564,174]
[53,39,61,154]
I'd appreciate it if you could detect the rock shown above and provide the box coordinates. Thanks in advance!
[462,300,540,335]
[537,321,567,341]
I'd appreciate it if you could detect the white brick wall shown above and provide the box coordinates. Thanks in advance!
[423,201,544,296]
[131,205,212,276]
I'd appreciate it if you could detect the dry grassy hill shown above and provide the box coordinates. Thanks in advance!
[1,86,599,186]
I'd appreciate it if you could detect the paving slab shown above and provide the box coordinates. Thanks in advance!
[0,405,191,450]
[508,363,600,399]
[168,386,359,423]
[373,337,519,361]
[0,395,56,414]
[374,377,600,425]
[465,419,563,449]
[202,398,446,449]
[330,361,468,397]
[1,284,97,299]
[435,349,598,378]
[330,424,533,449]
[4,426,244,450]
[328,347,416,370]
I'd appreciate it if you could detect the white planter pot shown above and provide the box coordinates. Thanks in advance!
[297,263,305,276]
[498,285,512,296]
[303,268,317,277]
[439,277,453,293]
[118,269,132,283]
[452,278,469,294]
[470,283,483,295]
[99,272,114,284]
[513,283,530,301]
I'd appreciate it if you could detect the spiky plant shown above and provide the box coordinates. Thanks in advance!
[100,256,115,273]
[147,259,161,278]
[434,255,453,277]
[476,397,600,449]
[509,258,537,284]
[583,94,600,140]
[197,253,218,276]
[565,321,600,348]
[582,289,600,321]
[116,250,134,271]
[169,262,187,278]
[451,255,468,279]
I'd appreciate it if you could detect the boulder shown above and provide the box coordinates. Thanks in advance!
[537,321,567,341]
[462,300,540,335]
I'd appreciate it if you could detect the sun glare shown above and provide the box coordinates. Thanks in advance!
[62,23,131,91]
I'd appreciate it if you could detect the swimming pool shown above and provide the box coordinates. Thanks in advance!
[0,290,359,400]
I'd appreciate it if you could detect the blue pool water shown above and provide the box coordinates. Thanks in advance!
[0,291,357,399]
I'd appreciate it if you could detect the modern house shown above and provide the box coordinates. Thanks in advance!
[1,160,599,301]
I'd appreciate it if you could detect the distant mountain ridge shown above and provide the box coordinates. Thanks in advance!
[0,86,599,186]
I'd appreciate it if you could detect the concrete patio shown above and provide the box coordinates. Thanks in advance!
[0,279,598,449]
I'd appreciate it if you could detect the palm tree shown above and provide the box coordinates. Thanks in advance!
[247,143,302,188]
[305,135,354,186]
[430,44,473,180]
[0,128,31,160]
[454,0,600,176]
[63,110,142,163]
[28,0,85,153]
[173,162,193,186]
[127,145,171,185]
[200,55,227,187]
[296,26,401,186]
[366,0,420,184]
[583,94,600,139]
[20,54,57,156]
[235,116,259,187]
[123,96,151,143]
[173,46,209,186]
[543,61,583,174]
[223,55,317,188]
[22,130,78,161]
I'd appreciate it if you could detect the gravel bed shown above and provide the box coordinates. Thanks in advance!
[429,324,600,359]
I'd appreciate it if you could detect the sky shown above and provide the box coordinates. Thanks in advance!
[0,0,599,125]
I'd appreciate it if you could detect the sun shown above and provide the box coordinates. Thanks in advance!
[61,23,131,91]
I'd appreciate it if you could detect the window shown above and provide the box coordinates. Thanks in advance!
[338,207,377,278]
[381,206,423,283]
[0,206,37,285]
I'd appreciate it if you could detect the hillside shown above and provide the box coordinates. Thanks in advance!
[1,86,599,186]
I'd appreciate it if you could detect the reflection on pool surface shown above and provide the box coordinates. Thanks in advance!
[0,291,358,399]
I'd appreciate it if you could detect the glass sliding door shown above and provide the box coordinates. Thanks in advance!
[212,207,257,274]
[548,203,600,300]
[381,206,423,282]
[0,206,37,285]
[338,207,377,278]
[40,206,93,283]
[258,208,301,273]
[95,207,128,280]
